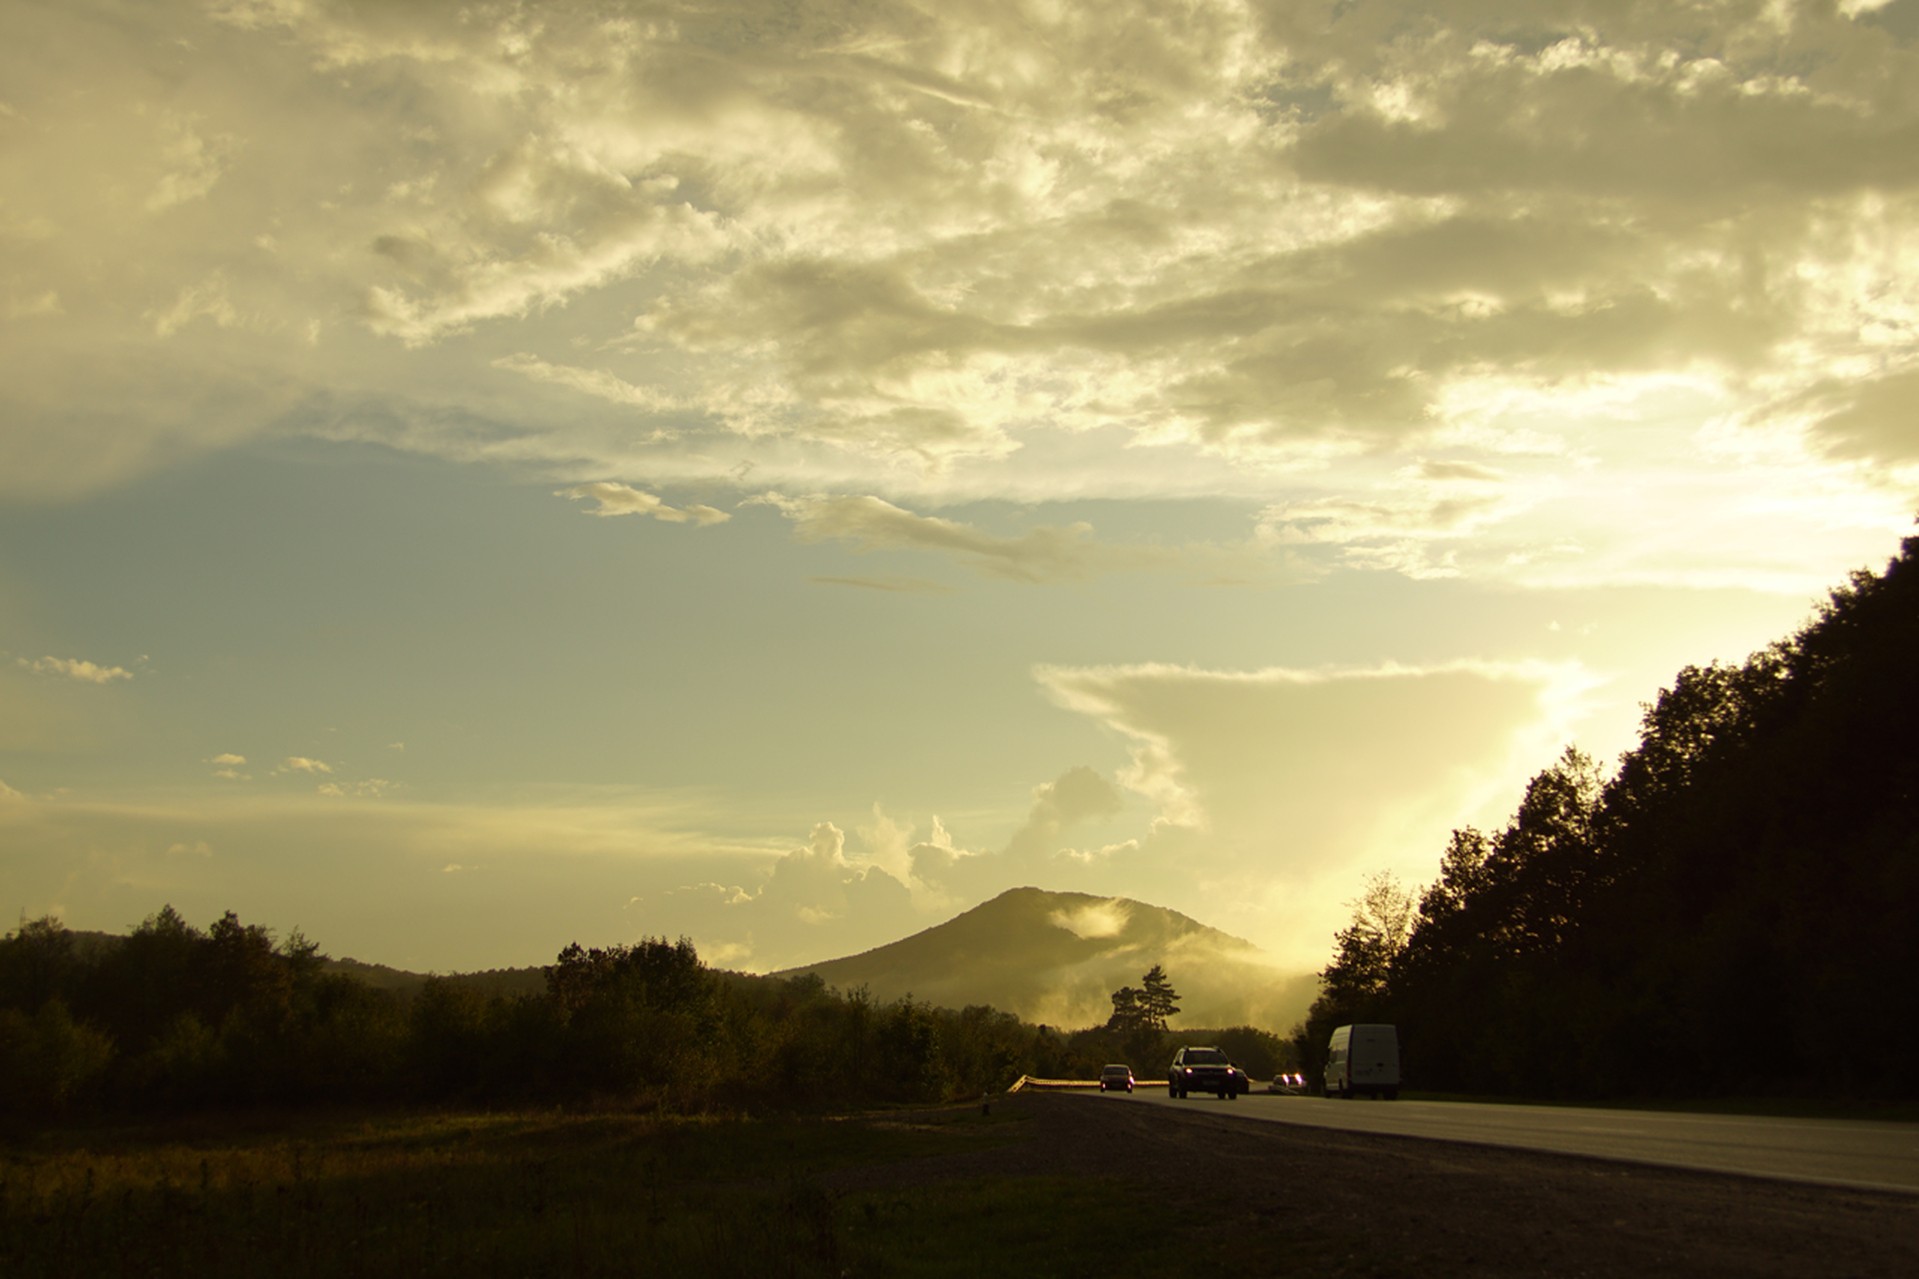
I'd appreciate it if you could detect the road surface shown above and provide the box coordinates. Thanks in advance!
[1117,1090,1919,1194]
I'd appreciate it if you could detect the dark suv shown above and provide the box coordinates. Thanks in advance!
[1168,1046,1247,1099]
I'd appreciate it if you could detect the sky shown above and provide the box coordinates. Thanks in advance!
[3,0,1916,986]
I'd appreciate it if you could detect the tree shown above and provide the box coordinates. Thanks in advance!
[0,915,80,1011]
[1319,871,1414,1009]
[1293,871,1415,1088]
[1104,984,1145,1033]
[1107,964,1181,1037]
[1139,965,1181,1031]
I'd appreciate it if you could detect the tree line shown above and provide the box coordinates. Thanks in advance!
[0,908,1286,1121]
[1294,532,1919,1100]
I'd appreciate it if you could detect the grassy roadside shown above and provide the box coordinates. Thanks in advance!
[0,1103,1200,1279]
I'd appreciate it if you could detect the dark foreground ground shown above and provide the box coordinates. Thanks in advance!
[4,1092,1915,1277]
[837,1092,1919,1278]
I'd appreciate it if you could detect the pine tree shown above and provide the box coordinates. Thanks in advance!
[1139,964,1181,1031]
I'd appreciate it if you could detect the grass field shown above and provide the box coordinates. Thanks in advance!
[0,1103,1196,1278]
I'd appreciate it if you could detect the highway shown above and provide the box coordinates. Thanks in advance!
[1105,1090,1919,1194]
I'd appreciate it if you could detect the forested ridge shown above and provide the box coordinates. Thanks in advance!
[1298,532,1919,1100]
[0,912,1286,1121]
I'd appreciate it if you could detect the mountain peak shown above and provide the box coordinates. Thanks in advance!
[775,886,1312,1030]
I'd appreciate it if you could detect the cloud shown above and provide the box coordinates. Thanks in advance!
[150,274,240,339]
[18,656,134,684]
[1003,766,1125,862]
[0,0,1910,597]
[809,575,953,594]
[640,819,919,967]
[1766,363,1919,465]
[317,778,393,800]
[1032,657,1598,964]
[165,840,213,857]
[494,354,681,414]
[209,753,247,766]
[145,115,232,213]
[1048,898,1130,940]
[761,821,913,926]
[1035,658,1589,832]
[277,756,333,775]
[754,493,1164,582]
[1254,457,1534,579]
[557,482,730,526]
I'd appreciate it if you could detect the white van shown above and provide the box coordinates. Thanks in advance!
[1324,1023,1400,1099]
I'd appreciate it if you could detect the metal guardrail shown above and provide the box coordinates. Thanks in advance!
[1007,1075,1169,1092]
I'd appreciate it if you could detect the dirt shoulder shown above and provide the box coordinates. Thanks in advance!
[831,1092,1919,1278]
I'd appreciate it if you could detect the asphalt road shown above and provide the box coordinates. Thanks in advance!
[1114,1090,1919,1194]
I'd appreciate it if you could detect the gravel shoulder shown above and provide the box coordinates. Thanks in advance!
[831,1092,1919,1278]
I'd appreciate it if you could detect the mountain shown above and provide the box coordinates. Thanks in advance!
[55,929,547,1000]
[773,886,1319,1032]
[320,955,546,999]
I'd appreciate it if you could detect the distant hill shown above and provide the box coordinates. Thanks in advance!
[55,929,546,1000]
[320,955,546,999]
[773,886,1318,1032]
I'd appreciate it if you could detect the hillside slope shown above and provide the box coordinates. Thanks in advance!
[775,886,1317,1031]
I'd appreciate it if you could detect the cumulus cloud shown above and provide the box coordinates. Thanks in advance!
[557,481,730,526]
[761,821,912,926]
[277,756,333,775]
[644,819,918,967]
[1003,766,1125,862]
[18,656,133,684]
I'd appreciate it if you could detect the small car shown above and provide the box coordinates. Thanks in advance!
[1267,1071,1307,1094]
[1098,1063,1135,1092]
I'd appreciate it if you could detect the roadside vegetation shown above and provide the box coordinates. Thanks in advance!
[1297,533,1919,1102]
[0,1101,1200,1279]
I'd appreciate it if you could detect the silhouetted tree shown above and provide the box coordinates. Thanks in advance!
[1105,984,1145,1033]
[1299,531,1919,1100]
[1140,965,1181,1030]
